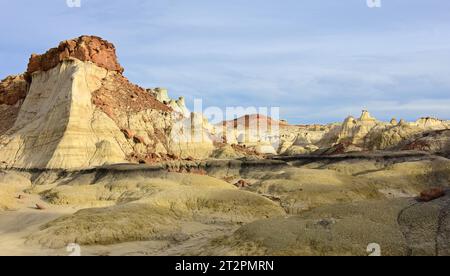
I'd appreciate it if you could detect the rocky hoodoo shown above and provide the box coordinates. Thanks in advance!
[212,109,449,157]
[0,36,213,170]
[281,110,449,156]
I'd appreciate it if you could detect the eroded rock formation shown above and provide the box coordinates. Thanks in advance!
[0,36,214,169]
[26,36,124,76]
[0,75,29,135]
[281,110,449,156]
[0,35,448,170]
[0,75,28,106]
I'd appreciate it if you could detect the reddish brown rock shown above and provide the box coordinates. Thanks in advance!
[0,74,29,106]
[0,75,28,135]
[418,187,446,202]
[121,128,135,139]
[403,140,431,151]
[133,135,146,144]
[234,179,251,188]
[323,141,353,155]
[26,36,124,76]
[231,144,262,157]
[91,73,171,123]
[222,114,289,129]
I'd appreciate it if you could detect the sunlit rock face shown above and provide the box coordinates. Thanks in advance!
[0,60,130,169]
[282,110,449,155]
[26,36,124,76]
[0,36,216,170]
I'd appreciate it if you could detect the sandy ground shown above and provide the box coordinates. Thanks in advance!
[0,195,239,256]
[0,155,449,256]
[0,171,254,256]
[0,193,78,256]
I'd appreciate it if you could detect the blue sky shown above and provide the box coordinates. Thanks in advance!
[1,0,450,124]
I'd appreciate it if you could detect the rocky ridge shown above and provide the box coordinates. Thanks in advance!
[280,111,449,156]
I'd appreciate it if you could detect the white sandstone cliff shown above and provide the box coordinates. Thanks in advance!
[0,59,129,169]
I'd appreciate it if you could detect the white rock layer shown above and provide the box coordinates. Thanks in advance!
[0,59,129,169]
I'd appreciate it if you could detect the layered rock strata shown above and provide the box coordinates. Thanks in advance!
[0,36,214,169]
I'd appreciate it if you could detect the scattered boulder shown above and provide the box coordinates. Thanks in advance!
[35,204,46,210]
[121,128,135,139]
[418,188,446,202]
[133,135,146,145]
[234,180,251,188]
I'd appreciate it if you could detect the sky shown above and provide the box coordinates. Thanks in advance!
[1,0,450,124]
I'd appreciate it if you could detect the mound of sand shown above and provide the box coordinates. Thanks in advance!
[1,155,449,255]
[237,158,450,213]
[27,172,285,249]
[198,193,450,256]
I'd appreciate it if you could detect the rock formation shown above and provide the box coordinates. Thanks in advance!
[0,75,29,135]
[26,36,124,76]
[216,114,283,154]
[360,110,377,121]
[282,110,449,156]
[0,36,448,170]
[1,36,450,257]
[0,74,29,106]
[148,88,190,116]
[0,36,213,170]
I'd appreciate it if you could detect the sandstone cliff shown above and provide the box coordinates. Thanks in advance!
[0,36,214,170]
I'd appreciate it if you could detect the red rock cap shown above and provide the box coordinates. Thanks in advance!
[26,36,124,76]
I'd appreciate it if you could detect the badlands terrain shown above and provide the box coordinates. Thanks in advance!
[0,36,449,256]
